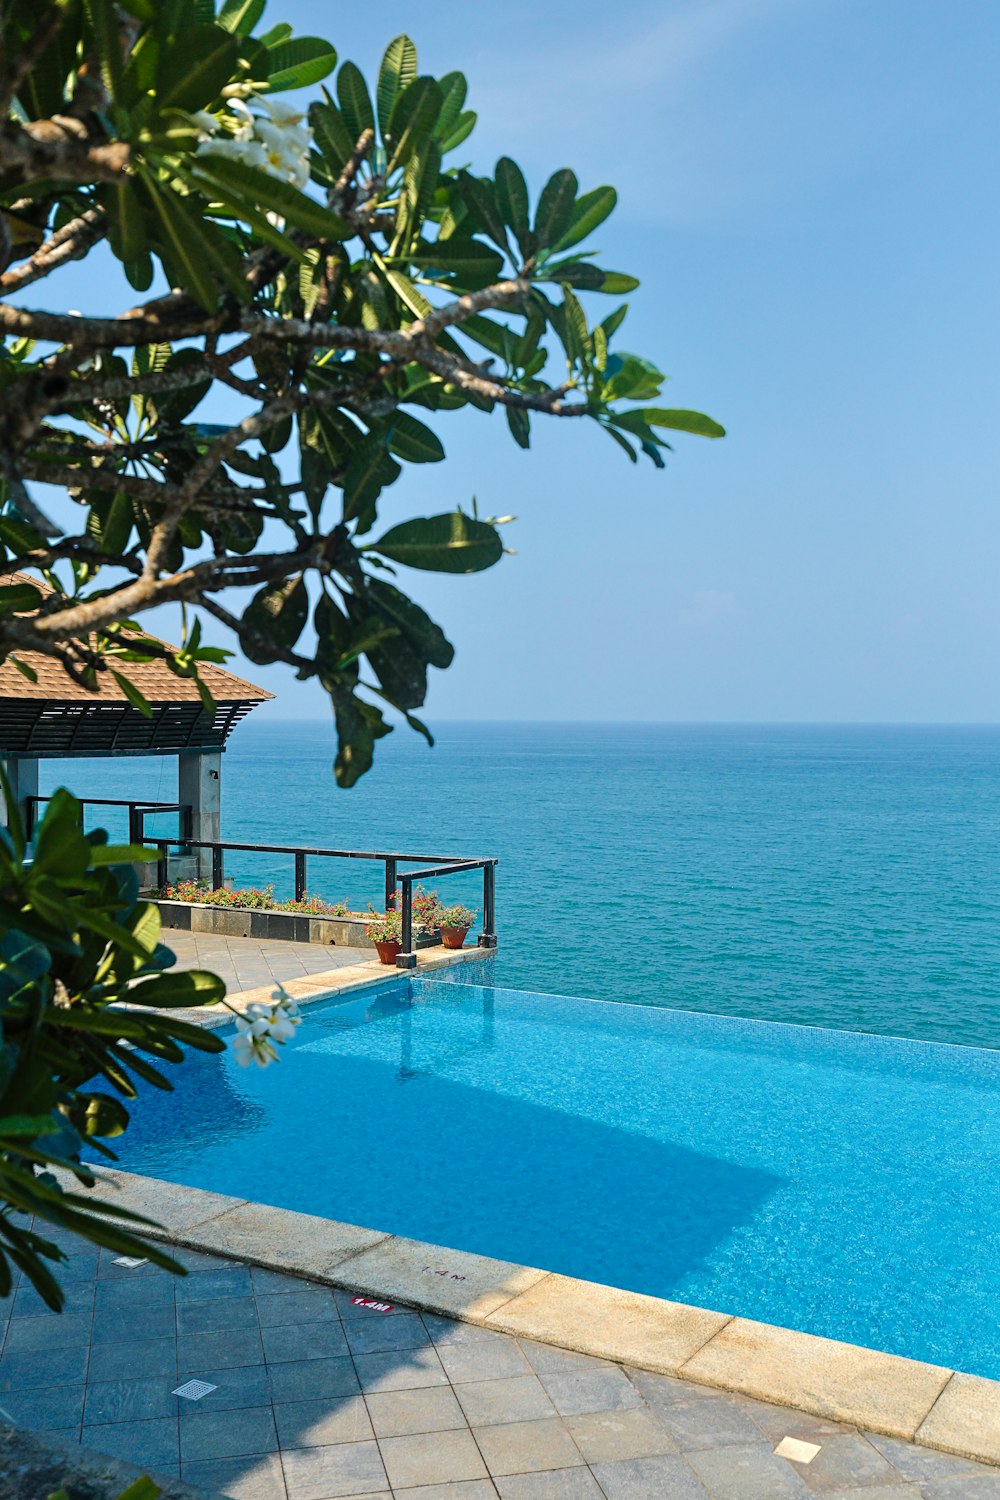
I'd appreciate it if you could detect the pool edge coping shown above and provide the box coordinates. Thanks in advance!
[99,949,1000,1470]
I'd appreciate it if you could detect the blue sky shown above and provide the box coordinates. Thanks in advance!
[38,0,1000,722]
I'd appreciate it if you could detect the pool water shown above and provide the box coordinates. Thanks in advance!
[114,974,1000,1380]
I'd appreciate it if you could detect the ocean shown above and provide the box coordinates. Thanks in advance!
[42,721,1000,1050]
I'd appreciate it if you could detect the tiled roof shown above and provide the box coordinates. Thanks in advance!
[0,572,272,704]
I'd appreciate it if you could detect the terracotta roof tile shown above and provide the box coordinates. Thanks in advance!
[0,572,272,704]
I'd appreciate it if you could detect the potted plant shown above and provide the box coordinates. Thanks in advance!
[412,884,441,933]
[436,903,478,949]
[366,907,403,964]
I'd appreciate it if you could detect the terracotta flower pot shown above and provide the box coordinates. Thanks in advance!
[440,925,470,950]
[374,938,401,965]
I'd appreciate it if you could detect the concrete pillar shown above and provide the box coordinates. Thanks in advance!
[1,756,39,843]
[178,750,221,883]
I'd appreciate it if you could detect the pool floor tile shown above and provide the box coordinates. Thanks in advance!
[0,1343,89,1390]
[0,1383,86,1429]
[176,1294,255,1335]
[254,1289,337,1327]
[379,1428,490,1490]
[344,1313,432,1356]
[83,1375,179,1426]
[86,1336,177,1383]
[178,1325,264,1372]
[261,1319,349,1364]
[267,1354,361,1404]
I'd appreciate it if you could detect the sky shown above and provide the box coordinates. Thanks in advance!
[33,0,1000,723]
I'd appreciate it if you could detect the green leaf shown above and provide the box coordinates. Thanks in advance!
[597,271,640,294]
[506,406,530,449]
[84,0,123,98]
[367,579,453,670]
[369,513,503,573]
[434,71,467,141]
[127,969,226,1008]
[332,693,391,788]
[456,171,508,251]
[553,185,617,251]
[105,182,152,291]
[439,110,476,154]
[217,0,264,35]
[386,75,443,170]
[242,575,309,663]
[31,790,90,878]
[538,259,606,291]
[404,237,502,290]
[388,411,445,464]
[155,25,238,110]
[110,671,153,717]
[337,60,375,143]
[310,100,355,176]
[88,844,158,866]
[140,173,232,311]
[342,433,400,530]
[534,168,578,249]
[190,157,350,242]
[495,157,531,257]
[264,36,337,91]
[377,34,417,138]
[642,408,726,438]
[0,583,42,613]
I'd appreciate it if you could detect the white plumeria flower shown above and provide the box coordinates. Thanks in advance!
[233,1014,278,1068]
[197,136,270,171]
[190,110,219,135]
[250,94,306,128]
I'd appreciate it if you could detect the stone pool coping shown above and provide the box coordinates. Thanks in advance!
[99,949,1000,1471]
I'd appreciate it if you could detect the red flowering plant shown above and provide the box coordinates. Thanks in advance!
[411,885,442,930]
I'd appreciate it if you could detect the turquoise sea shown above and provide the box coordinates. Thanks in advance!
[43,721,1000,1050]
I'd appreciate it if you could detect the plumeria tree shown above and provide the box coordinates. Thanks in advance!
[0,0,722,783]
[0,0,723,1305]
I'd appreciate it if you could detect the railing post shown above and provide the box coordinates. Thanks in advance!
[181,802,193,853]
[384,856,397,911]
[24,796,36,843]
[156,842,168,890]
[128,805,140,847]
[479,861,498,949]
[211,844,224,891]
[395,874,417,968]
[294,851,307,903]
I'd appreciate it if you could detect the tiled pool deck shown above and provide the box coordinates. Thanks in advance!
[167,930,368,994]
[6,1227,1000,1500]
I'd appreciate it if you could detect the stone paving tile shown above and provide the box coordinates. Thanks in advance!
[183,1451,289,1500]
[454,1375,557,1429]
[794,1432,907,1492]
[536,1366,645,1418]
[366,1385,468,1438]
[494,1472,601,1499]
[472,1417,585,1477]
[281,1437,389,1498]
[655,1393,771,1451]
[591,1454,713,1498]
[563,1407,679,1463]
[84,1416,179,1471]
[7,1241,998,1500]
[869,1433,999,1482]
[380,1428,490,1490]
[273,1394,374,1448]
[687,1440,813,1498]
[179,1403,278,1462]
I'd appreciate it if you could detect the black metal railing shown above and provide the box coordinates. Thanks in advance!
[144,831,498,968]
[25,795,192,846]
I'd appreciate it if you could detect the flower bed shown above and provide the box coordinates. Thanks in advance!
[154,880,441,950]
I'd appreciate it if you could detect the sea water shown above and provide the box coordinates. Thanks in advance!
[43,722,1000,1049]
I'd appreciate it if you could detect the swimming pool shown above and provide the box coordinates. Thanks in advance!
[113,975,1000,1380]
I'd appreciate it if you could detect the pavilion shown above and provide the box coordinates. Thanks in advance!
[0,572,271,876]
